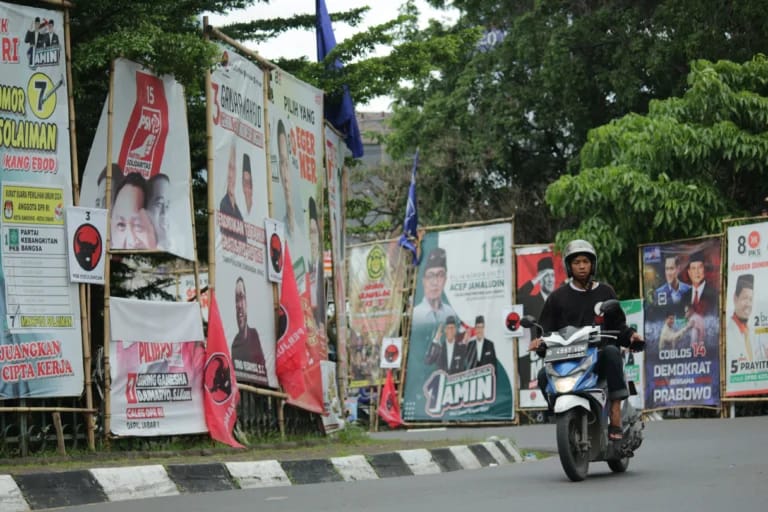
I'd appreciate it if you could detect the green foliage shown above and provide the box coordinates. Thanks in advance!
[547,56,768,296]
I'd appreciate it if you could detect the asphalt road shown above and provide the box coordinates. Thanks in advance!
[61,416,768,512]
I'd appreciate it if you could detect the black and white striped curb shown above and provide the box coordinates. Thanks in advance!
[1,439,525,511]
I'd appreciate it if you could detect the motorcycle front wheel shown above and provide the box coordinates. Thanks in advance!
[607,457,629,473]
[556,409,589,481]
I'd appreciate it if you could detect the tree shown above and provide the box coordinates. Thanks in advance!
[386,1,768,243]
[546,56,768,296]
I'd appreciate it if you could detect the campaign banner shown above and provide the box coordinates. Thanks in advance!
[725,222,768,396]
[0,3,84,398]
[514,245,568,409]
[66,207,107,284]
[268,68,327,368]
[264,218,284,284]
[380,337,402,369]
[621,298,646,410]
[347,240,408,387]
[161,272,209,321]
[80,58,195,260]
[320,360,345,434]
[209,47,276,388]
[109,297,206,436]
[641,238,721,408]
[324,124,348,384]
[402,223,515,421]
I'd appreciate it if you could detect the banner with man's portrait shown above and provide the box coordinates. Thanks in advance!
[347,240,409,388]
[80,58,195,260]
[641,237,722,409]
[209,47,276,388]
[402,223,515,422]
[0,2,84,398]
[514,245,568,409]
[268,69,327,369]
[725,221,768,397]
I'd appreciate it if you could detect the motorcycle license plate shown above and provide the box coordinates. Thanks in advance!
[545,342,588,361]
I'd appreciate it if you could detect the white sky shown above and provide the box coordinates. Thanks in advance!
[205,1,458,111]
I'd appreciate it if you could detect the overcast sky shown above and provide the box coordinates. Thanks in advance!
[205,1,458,111]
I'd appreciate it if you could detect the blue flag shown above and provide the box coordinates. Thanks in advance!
[316,0,364,158]
[399,149,420,264]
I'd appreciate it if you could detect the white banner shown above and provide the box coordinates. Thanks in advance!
[80,58,195,260]
[109,297,206,435]
[379,337,402,369]
[725,222,768,396]
[66,207,107,284]
[0,3,84,398]
[210,47,276,387]
[621,298,646,410]
[320,360,344,434]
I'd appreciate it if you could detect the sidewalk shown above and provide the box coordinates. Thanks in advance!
[0,427,537,511]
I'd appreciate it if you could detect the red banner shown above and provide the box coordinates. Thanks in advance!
[277,244,323,413]
[118,70,169,179]
[377,369,403,428]
[203,292,244,448]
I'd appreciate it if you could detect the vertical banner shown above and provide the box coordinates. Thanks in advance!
[268,68,327,390]
[80,58,195,260]
[641,237,722,409]
[66,206,107,284]
[109,297,206,436]
[514,245,568,409]
[620,298,646,410]
[402,223,515,422]
[209,47,276,388]
[320,360,344,433]
[324,123,348,386]
[0,3,84,398]
[347,240,408,387]
[725,222,768,396]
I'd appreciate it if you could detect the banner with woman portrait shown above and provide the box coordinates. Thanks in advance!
[268,68,327,368]
[347,240,409,387]
[725,221,768,396]
[641,237,721,409]
[402,223,515,422]
[209,47,276,388]
[0,2,84,398]
[80,58,194,260]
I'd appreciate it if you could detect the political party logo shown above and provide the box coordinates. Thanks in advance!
[23,17,61,69]
[270,233,283,274]
[366,244,386,280]
[384,343,399,363]
[73,223,102,271]
[204,353,234,404]
[3,201,13,219]
[505,311,521,332]
[7,228,18,250]
[490,236,505,264]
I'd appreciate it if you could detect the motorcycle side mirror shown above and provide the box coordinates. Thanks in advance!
[519,315,537,329]
[600,299,621,315]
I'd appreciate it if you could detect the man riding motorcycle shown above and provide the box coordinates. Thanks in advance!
[528,239,644,441]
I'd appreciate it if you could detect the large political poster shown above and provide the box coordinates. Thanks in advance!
[514,245,568,409]
[324,124,348,382]
[209,47,276,388]
[268,68,327,376]
[0,3,84,398]
[110,297,206,436]
[641,237,721,409]
[80,58,195,260]
[725,222,768,397]
[347,240,409,388]
[402,223,515,422]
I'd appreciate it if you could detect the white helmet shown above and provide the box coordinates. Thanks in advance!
[563,239,597,279]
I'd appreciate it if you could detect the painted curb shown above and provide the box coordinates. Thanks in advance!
[2,438,529,510]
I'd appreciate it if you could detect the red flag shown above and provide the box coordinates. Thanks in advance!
[277,244,323,413]
[202,291,244,448]
[378,369,404,428]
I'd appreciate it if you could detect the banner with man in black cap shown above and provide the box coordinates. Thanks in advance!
[402,224,515,422]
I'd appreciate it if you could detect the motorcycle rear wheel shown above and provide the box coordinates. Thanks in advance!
[556,409,589,481]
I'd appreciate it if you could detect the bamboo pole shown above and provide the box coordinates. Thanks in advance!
[63,6,96,451]
[0,407,98,413]
[722,396,768,402]
[237,384,288,399]
[102,60,117,443]
[203,17,217,302]
[205,24,276,71]
[36,0,74,8]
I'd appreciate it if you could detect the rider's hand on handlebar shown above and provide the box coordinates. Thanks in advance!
[629,332,646,352]
[528,337,547,357]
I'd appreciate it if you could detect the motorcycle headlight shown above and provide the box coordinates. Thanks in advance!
[554,373,582,393]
